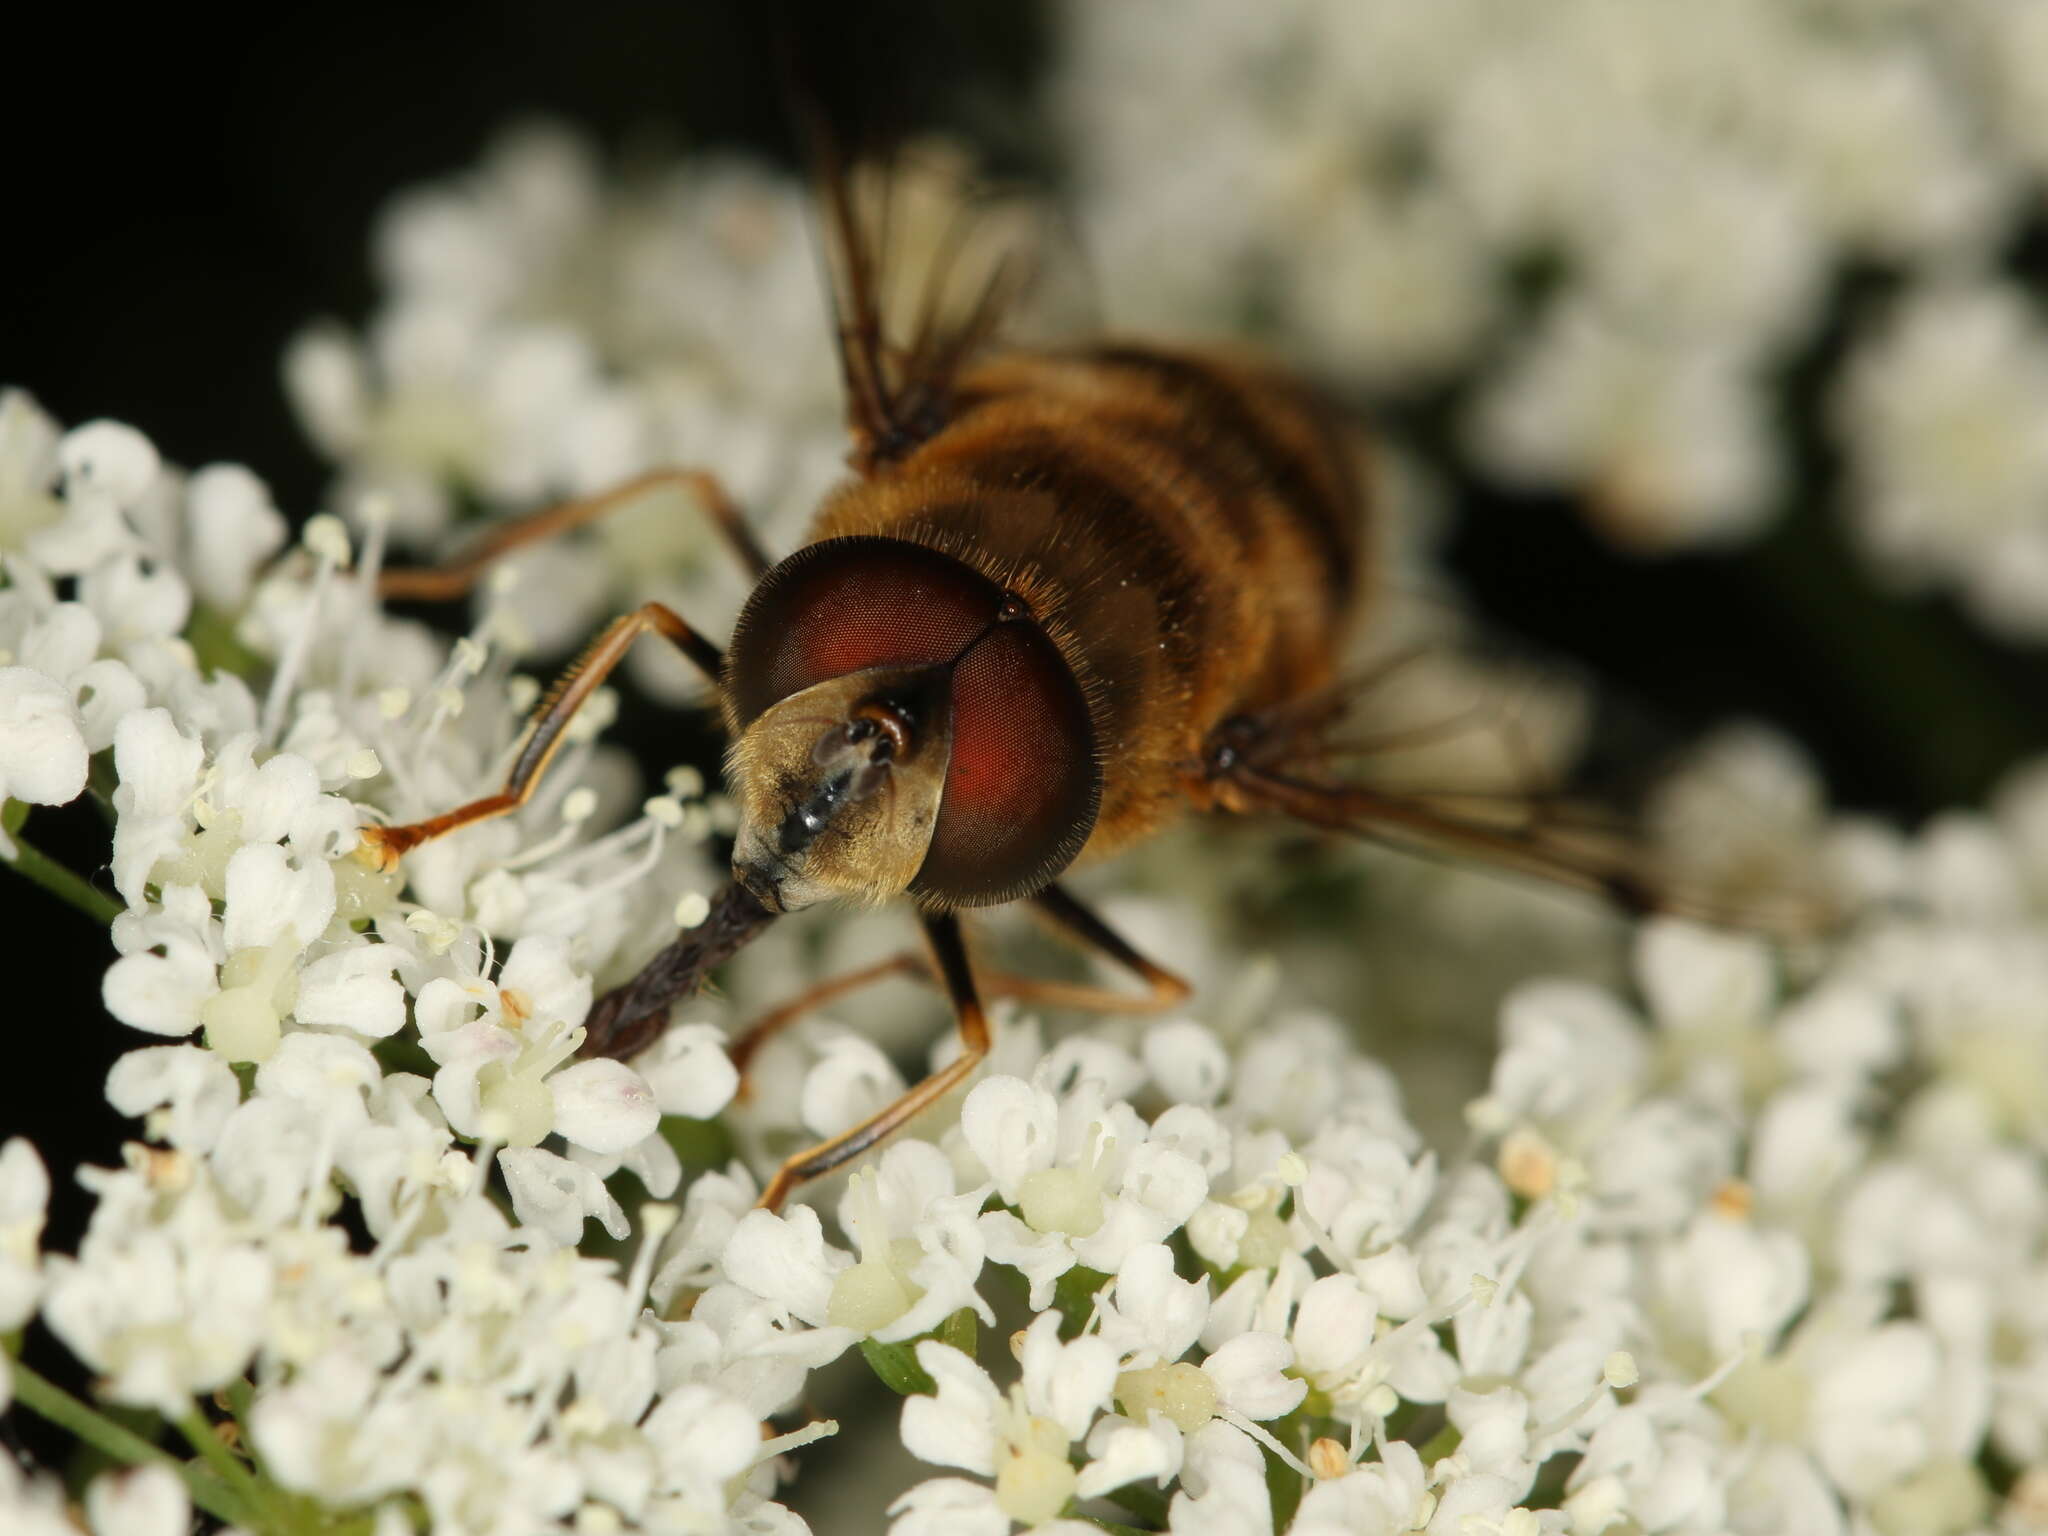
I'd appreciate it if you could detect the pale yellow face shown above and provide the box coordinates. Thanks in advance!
[726,665,955,913]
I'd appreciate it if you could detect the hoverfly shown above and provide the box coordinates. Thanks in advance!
[360,137,1781,1212]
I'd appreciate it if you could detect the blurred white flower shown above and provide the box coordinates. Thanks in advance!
[1060,0,2048,561]
[1835,282,2048,639]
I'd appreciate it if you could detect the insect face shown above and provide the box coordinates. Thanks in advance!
[722,535,1101,913]
[728,667,952,913]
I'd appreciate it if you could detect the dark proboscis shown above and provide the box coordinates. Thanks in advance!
[578,883,778,1061]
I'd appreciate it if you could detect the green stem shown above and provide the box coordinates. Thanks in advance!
[177,1408,270,1517]
[8,1362,248,1526]
[2,812,122,926]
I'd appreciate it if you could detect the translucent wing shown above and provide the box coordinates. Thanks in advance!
[803,128,1082,472]
[1204,629,1833,937]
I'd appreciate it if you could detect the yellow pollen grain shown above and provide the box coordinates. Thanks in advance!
[1710,1179,1754,1221]
[1307,1437,1351,1480]
[1497,1125,1557,1199]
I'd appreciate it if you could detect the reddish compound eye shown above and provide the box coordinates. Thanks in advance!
[913,619,1099,908]
[725,538,1004,727]
[726,535,1099,908]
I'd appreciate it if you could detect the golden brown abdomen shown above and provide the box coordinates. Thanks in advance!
[811,343,1370,862]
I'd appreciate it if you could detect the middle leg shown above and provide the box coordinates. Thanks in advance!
[757,912,989,1211]
[728,881,1189,1101]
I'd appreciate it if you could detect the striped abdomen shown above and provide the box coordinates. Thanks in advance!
[807,344,1371,861]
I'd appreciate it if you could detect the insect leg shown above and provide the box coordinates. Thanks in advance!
[358,602,721,870]
[728,951,930,1091]
[985,882,1193,1013]
[755,913,988,1212]
[730,884,1186,1102]
[378,468,771,601]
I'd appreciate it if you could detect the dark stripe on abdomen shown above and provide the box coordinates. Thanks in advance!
[955,436,1217,656]
[1083,346,1360,606]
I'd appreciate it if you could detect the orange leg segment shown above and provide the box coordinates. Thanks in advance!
[728,882,1189,1098]
[377,467,771,602]
[747,886,1191,1209]
[358,601,721,871]
[757,913,989,1211]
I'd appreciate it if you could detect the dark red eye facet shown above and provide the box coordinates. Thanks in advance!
[725,538,1004,727]
[913,617,1099,908]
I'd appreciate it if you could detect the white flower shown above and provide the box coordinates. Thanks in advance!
[83,1464,191,1536]
[0,1139,49,1386]
[499,1146,628,1244]
[823,1143,994,1341]
[416,934,600,1146]
[897,1311,1118,1529]
[963,1071,1210,1309]
[1835,280,2048,638]
[638,1021,741,1119]
[40,1159,274,1418]
[183,463,288,610]
[0,389,63,547]
[0,666,88,827]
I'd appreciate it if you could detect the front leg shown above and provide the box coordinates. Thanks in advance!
[358,601,723,870]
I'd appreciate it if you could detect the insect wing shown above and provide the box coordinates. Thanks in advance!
[805,130,1088,470]
[1210,629,1831,938]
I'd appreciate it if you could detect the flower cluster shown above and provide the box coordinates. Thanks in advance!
[1,391,818,1533]
[283,127,848,696]
[5,115,2048,1536]
[1056,0,2048,570]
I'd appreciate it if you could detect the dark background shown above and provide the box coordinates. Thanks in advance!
[7,0,2048,1485]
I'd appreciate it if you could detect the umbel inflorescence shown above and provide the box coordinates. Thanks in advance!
[4,91,2048,1536]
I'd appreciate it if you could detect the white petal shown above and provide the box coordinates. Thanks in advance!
[1079,1414,1184,1499]
[78,557,190,647]
[638,1022,740,1118]
[283,326,369,457]
[959,1075,1057,1199]
[71,659,144,754]
[1107,1242,1209,1364]
[550,1058,659,1154]
[294,946,407,1038]
[1021,1311,1117,1442]
[101,937,215,1037]
[1292,1274,1377,1379]
[104,1046,240,1151]
[978,1208,1076,1311]
[112,708,203,819]
[799,1033,904,1139]
[901,1342,1000,1475]
[499,1146,627,1244]
[1635,918,1774,1031]
[85,1464,188,1536]
[61,420,160,505]
[19,603,100,681]
[497,935,593,1027]
[886,1477,1008,1536]
[1142,1019,1230,1106]
[0,667,87,806]
[222,843,334,954]
[1204,1331,1304,1421]
[723,1205,843,1326]
[641,1383,760,1500]
[184,463,287,609]
[234,753,323,846]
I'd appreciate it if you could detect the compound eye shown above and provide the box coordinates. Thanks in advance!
[725,538,1002,727]
[913,619,1099,907]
